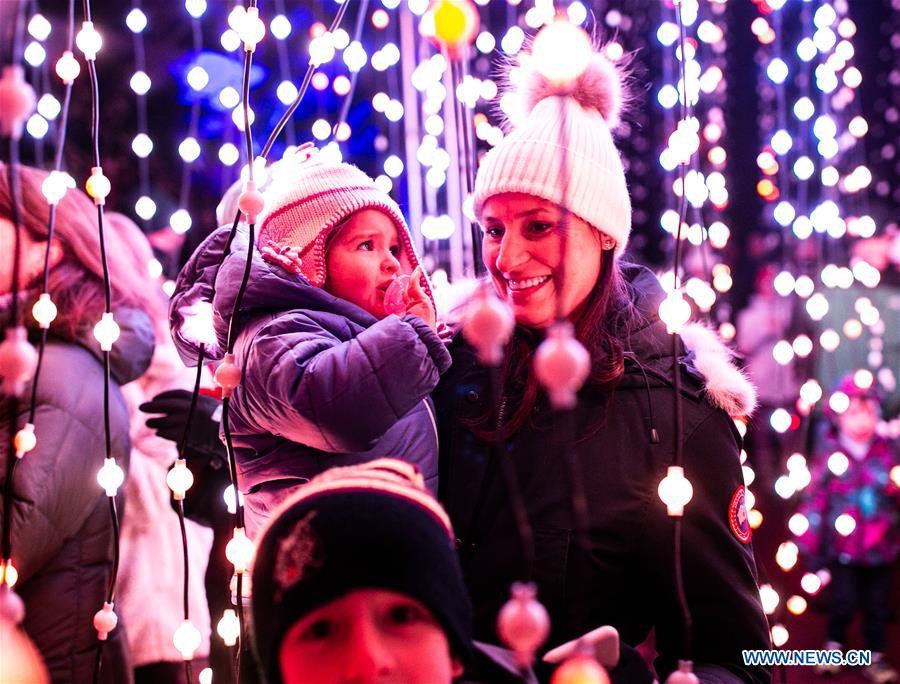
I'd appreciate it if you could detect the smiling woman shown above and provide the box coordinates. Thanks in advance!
[433,40,771,684]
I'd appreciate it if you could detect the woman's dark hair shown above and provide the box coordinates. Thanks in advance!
[475,248,635,439]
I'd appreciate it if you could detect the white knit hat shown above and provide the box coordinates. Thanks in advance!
[474,53,631,257]
[258,153,421,288]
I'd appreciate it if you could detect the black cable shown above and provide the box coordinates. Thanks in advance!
[1,0,30,594]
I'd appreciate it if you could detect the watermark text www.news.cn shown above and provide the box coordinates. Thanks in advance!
[743,649,872,667]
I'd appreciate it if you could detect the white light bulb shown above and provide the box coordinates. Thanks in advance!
[658,290,691,334]
[135,196,157,220]
[126,8,148,33]
[24,41,46,67]
[166,459,194,500]
[270,14,291,40]
[85,166,111,205]
[217,609,240,646]
[28,14,52,41]
[309,33,336,66]
[276,80,298,105]
[97,458,124,497]
[185,0,207,18]
[132,133,153,158]
[93,311,120,351]
[186,66,209,91]
[32,293,57,329]
[93,601,118,640]
[173,619,202,660]
[218,143,239,166]
[170,209,193,234]
[130,71,152,95]
[25,114,48,139]
[237,7,266,51]
[55,51,80,83]
[178,137,201,163]
[14,422,37,458]
[759,584,779,615]
[76,21,103,61]
[658,466,694,516]
[37,93,60,120]
[226,527,254,573]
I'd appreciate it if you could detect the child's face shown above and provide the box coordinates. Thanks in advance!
[279,589,463,684]
[837,396,878,442]
[324,209,410,318]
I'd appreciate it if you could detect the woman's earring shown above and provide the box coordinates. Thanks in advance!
[603,240,615,251]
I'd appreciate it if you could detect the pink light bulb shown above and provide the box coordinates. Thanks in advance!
[383,274,411,316]
[93,602,118,640]
[534,322,590,409]
[0,326,38,397]
[497,581,550,668]
[463,284,514,365]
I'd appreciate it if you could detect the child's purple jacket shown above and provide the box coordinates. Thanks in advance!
[169,226,451,535]
[795,434,900,567]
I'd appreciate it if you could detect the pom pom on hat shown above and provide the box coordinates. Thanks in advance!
[517,52,626,128]
[475,38,632,257]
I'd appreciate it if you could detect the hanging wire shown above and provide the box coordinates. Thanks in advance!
[669,0,695,661]
[128,0,153,232]
[271,0,297,146]
[176,2,205,230]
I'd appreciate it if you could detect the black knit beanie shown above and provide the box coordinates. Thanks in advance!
[250,459,474,684]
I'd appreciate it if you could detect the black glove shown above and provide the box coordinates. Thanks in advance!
[141,389,231,528]
[141,389,225,460]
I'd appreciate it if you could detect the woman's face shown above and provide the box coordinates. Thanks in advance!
[325,209,410,319]
[279,589,463,684]
[0,217,49,295]
[480,193,605,329]
[837,396,879,443]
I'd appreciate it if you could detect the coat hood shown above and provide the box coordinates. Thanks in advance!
[620,262,757,418]
[170,225,384,366]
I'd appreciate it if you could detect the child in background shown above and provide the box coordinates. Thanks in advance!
[169,150,450,536]
[250,458,534,684]
[795,373,899,683]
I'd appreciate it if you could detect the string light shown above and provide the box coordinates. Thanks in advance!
[658,466,694,517]
[225,527,254,573]
[97,458,125,497]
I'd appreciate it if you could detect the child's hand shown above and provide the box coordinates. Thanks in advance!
[261,241,304,276]
[405,266,437,330]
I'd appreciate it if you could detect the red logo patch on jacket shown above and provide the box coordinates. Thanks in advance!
[729,486,751,544]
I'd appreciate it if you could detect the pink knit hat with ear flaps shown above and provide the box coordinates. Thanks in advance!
[473,50,631,257]
[258,155,425,292]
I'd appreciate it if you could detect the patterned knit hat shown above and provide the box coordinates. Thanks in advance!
[257,151,422,288]
[474,50,631,257]
[250,459,473,684]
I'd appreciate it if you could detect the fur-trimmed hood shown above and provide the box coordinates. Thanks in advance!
[620,263,757,419]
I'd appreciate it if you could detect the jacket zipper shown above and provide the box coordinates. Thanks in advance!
[423,398,439,453]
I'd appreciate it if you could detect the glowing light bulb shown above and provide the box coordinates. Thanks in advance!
[97,458,125,497]
[14,422,36,458]
[431,0,479,54]
[0,560,18,589]
[132,133,153,158]
[834,513,856,536]
[238,180,265,224]
[28,14,52,41]
[789,512,810,537]
[800,572,822,595]
[759,584,779,615]
[135,196,157,220]
[533,321,591,409]
[85,167,111,205]
[166,459,194,500]
[226,527,254,573]
[658,290,691,334]
[799,379,822,405]
[170,209,192,234]
[0,326,38,396]
[93,602,118,640]
[551,653,610,684]
[462,284,514,365]
[238,6,266,51]
[0,583,24,624]
[186,66,209,91]
[828,391,850,415]
[185,0,207,18]
[173,619,202,660]
[93,312,120,351]
[0,66,37,139]
[130,71,151,95]
[658,466,693,516]
[309,32,336,66]
[76,21,103,61]
[497,582,550,668]
[771,625,789,648]
[55,50,80,83]
[217,609,240,646]
[665,661,700,684]
[126,8,148,33]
